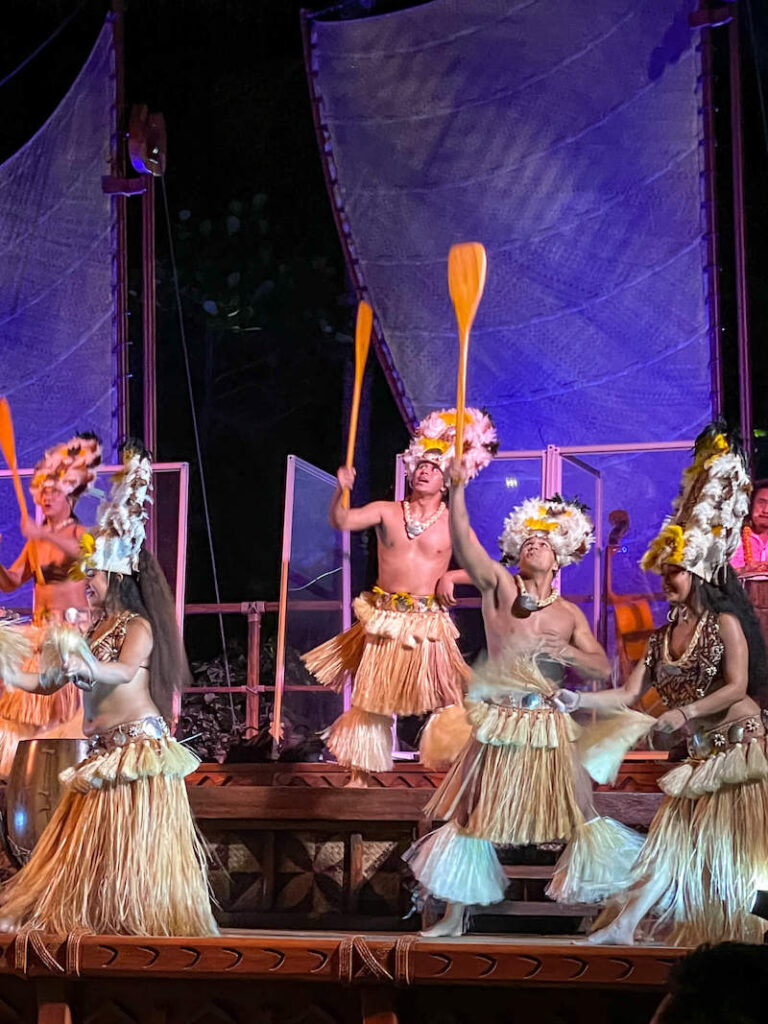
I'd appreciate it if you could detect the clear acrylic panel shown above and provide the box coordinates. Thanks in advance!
[274,456,348,743]
[566,447,692,682]
[559,455,602,640]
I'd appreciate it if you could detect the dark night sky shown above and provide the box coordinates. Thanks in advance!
[1,0,768,630]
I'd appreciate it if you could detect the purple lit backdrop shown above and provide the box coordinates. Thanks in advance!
[0,20,116,610]
[306,0,712,594]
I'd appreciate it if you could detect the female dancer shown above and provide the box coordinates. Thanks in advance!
[0,434,101,772]
[0,443,216,936]
[561,426,768,945]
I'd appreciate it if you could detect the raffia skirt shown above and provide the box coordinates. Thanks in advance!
[303,588,470,774]
[0,624,81,777]
[405,660,647,907]
[594,733,768,945]
[0,715,218,936]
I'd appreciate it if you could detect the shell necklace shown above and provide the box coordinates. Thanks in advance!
[515,573,559,610]
[403,500,445,540]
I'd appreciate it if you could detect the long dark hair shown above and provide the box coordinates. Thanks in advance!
[691,566,768,707]
[104,547,191,721]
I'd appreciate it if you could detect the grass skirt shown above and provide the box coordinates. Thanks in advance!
[407,656,646,908]
[302,589,470,717]
[426,702,584,845]
[593,740,768,945]
[0,717,218,936]
[322,706,393,773]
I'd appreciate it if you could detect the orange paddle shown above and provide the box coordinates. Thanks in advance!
[0,397,44,585]
[341,300,373,509]
[448,243,487,483]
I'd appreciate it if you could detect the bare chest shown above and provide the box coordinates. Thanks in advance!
[378,505,451,560]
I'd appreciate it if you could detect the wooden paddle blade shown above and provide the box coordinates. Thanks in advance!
[355,300,373,373]
[448,242,487,337]
[343,301,374,502]
[0,397,18,470]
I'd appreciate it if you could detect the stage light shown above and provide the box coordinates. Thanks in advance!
[505,475,518,489]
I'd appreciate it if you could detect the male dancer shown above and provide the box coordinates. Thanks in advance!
[405,467,642,935]
[303,408,497,786]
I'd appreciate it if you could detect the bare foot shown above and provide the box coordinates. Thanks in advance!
[344,769,372,788]
[420,903,466,937]
[587,918,637,945]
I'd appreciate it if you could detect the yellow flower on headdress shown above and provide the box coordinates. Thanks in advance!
[641,523,685,571]
[525,517,558,532]
[69,532,96,581]
[422,438,451,454]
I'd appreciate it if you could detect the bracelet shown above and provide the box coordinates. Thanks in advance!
[680,705,691,722]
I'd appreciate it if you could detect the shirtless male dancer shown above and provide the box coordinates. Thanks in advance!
[303,408,498,785]
[405,467,642,935]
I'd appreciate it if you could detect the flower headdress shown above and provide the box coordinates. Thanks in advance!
[641,423,750,581]
[402,407,498,482]
[29,433,102,505]
[75,442,153,577]
[499,494,594,568]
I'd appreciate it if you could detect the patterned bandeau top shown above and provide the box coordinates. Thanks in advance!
[89,611,141,664]
[644,611,725,708]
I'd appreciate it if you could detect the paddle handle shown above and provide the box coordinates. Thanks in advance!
[341,301,373,510]
[453,328,470,484]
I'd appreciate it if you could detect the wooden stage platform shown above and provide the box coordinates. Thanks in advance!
[184,755,667,933]
[0,756,676,1022]
[0,929,681,1024]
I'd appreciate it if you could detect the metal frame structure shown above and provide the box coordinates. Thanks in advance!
[0,462,189,627]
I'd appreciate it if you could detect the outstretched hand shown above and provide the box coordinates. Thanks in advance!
[653,708,687,735]
[553,688,580,712]
[449,456,466,487]
[63,654,95,692]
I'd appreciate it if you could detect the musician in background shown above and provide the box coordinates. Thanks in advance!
[731,480,768,650]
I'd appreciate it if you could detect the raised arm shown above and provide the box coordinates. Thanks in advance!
[449,478,498,591]
[0,545,32,592]
[328,466,387,532]
[21,519,85,561]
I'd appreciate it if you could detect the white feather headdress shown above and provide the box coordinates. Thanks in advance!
[402,407,498,482]
[499,494,594,568]
[641,424,750,581]
[75,444,153,576]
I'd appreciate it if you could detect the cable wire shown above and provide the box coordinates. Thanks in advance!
[0,3,85,90]
[159,173,236,726]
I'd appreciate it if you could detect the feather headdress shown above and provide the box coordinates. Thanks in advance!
[402,407,498,482]
[29,433,101,504]
[641,423,750,581]
[75,442,152,576]
[499,494,594,568]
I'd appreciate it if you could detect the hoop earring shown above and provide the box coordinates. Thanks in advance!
[667,605,679,624]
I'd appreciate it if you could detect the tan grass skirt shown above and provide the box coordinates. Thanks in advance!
[0,716,217,936]
[302,589,470,717]
[594,739,768,946]
[426,702,584,845]
[409,691,643,907]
